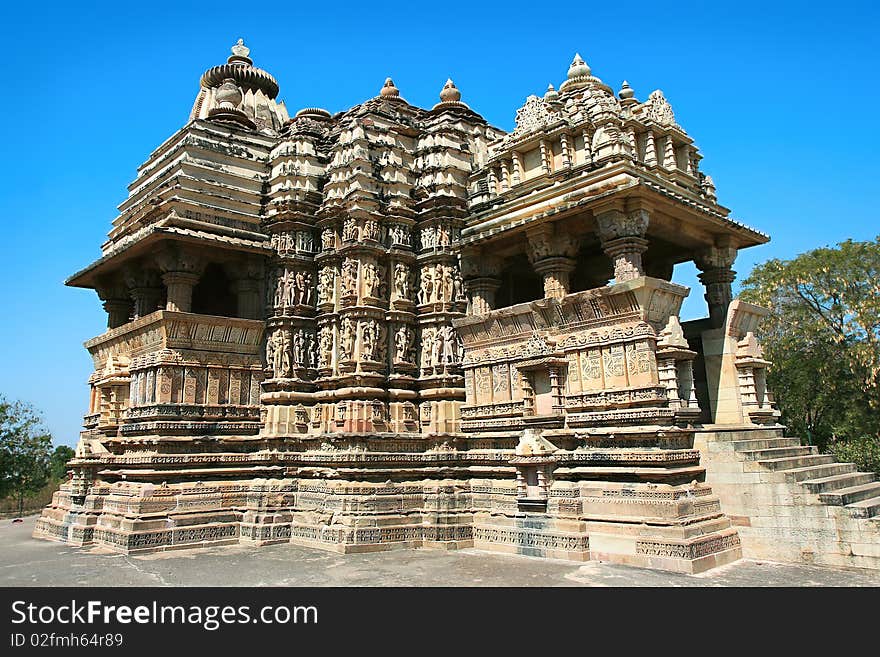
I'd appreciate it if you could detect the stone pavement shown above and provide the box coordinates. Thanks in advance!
[3,516,878,587]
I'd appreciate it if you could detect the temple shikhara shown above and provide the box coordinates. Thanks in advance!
[36,41,880,572]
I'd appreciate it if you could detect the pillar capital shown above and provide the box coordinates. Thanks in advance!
[695,243,738,327]
[594,207,650,282]
[464,277,502,315]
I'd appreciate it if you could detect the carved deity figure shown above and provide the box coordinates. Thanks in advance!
[360,320,377,361]
[341,259,358,297]
[363,262,380,298]
[292,330,305,366]
[340,317,355,360]
[322,228,336,250]
[393,263,410,300]
[439,325,457,364]
[363,220,379,241]
[420,329,434,369]
[318,326,333,368]
[394,325,412,363]
[342,218,358,242]
[318,267,335,305]
[418,266,434,305]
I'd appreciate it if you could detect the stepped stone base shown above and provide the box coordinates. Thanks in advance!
[695,425,880,570]
[33,472,740,573]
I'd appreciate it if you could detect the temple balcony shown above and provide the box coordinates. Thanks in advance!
[83,310,265,440]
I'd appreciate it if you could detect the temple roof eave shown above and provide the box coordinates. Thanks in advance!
[66,226,272,290]
[462,162,768,253]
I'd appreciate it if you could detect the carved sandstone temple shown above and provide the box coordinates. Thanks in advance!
[36,42,880,572]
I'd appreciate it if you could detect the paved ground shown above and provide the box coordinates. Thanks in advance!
[3,516,879,587]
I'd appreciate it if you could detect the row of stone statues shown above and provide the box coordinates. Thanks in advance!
[417,264,465,304]
[266,328,318,378]
[319,222,462,252]
[273,268,313,307]
[270,231,316,255]
[271,322,462,373]
[420,325,464,369]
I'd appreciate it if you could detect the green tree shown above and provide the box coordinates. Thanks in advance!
[49,445,75,481]
[739,236,880,452]
[0,396,53,515]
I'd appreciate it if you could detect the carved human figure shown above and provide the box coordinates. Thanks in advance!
[283,270,296,307]
[305,331,317,368]
[431,327,444,366]
[437,224,450,246]
[318,267,335,304]
[363,220,379,241]
[363,262,380,298]
[341,259,358,297]
[322,228,336,250]
[393,263,410,300]
[419,267,433,305]
[420,329,434,369]
[340,317,354,360]
[394,325,411,362]
[343,219,358,241]
[442,266,453,302]
[452,269,464,301]
[295,271,306,305]
[440,325,457,364]
[431,267,443,303]
[292,330,305,366]
[360,321,376,361]
[318,326,333,368]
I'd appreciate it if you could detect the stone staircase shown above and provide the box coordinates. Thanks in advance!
[695,427,880,570]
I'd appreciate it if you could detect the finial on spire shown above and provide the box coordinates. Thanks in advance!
[544,83,559,103]
[568,53,591,79]
[380,77,401,100]
[618,80,635,100]
[228,38,253,65]
[231,38,250,58]
[439,78,461,103]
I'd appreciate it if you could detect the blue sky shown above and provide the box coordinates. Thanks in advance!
[1,1,878,446]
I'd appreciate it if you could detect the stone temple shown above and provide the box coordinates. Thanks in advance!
[36,41,880,572]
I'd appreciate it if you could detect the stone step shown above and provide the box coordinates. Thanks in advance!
[802,472,877,494]
[731,437,803,451]
[757,454,836,471]
[780,462,859,483]
[846,496,880,519]
[819,481,880,506]
[740,446,816,461]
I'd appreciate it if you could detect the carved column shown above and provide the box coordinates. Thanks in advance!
[96,279,133,329]
[461,249,503,315]
[595,207,650,282]
[124,267,163,319]
[156,245,206,313]
[696,242,737,328]
[227,257,264,320]
[526,225,579,300]
[161,272,200,312]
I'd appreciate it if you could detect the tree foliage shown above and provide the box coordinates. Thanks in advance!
[50,445,75,481]
[739,236,880,451]
[0,396,54,514]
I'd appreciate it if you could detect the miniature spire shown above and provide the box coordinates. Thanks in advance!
[568,53,591,79]
[544,83,559,103]
[228,38,253,65]
[432,78,469,111]
[380,77,402,100]
[618,80,635,100]
[439,78,461,103]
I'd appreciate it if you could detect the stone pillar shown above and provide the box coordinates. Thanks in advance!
[161,272,200,312]
[461,249,503,315]
[124,267,163,319]
[532,257,576,300]
[696,242,737,328]
[96,280,133,329]
[526,225,580,299]
[464,277,502,315]
[156,245,206,314]
[595,207,650,282]
[227,258,264,320]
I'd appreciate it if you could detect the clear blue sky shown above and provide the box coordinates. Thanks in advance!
[1,1,878,447]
